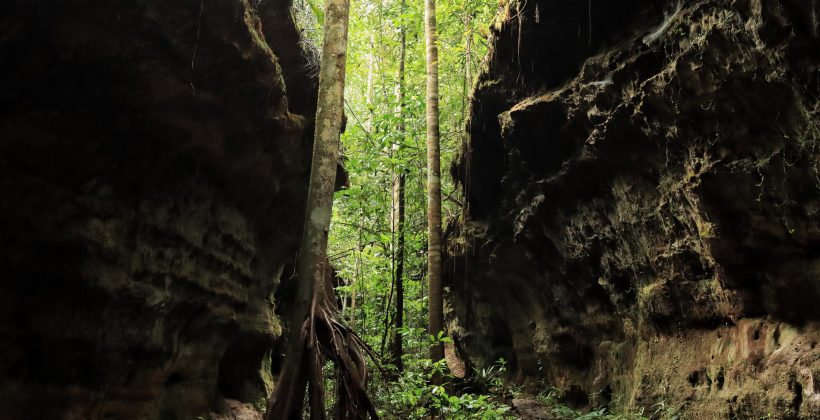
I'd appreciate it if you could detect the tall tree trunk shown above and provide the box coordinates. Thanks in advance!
[424,0,444,376]
[389,1,407,373]
[266,0,352,416]
[291,0,350,366]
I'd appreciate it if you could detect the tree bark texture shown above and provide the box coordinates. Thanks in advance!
[424,0,445,372]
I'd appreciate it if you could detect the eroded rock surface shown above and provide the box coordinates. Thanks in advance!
[448,0,820,417]
[0,1,317,418]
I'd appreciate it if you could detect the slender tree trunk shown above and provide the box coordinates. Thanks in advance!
[365,34,376,130]
[378,262,395,357]
[389,3,407,372]
[424,0,444,375]
[359,229,367,330]
[292,0,350,358]
[390,172,406,370]
[350,211,363,328]
[266,0,350,416]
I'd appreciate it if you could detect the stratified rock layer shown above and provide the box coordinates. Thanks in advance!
[448,0,820,417]
[0,1,316,418]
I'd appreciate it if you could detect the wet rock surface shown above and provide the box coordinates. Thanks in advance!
[448,0,820,417]
[0,1,316,418]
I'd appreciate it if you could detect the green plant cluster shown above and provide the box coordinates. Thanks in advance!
[532,389,681,420]
[372,332,513,419]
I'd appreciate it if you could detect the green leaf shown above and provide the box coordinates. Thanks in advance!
[304,0,324,25]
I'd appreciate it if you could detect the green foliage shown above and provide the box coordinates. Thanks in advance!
[533,388,682,420]
[304,0,325,25]
[473,357,507,390]
[329,0,498,339]
[325,0,497,406]
[371,332,513,419]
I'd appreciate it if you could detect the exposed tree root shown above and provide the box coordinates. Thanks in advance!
[266,278,379,420]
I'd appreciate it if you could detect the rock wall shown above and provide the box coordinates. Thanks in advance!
[0,1,317,418]
[448,0,820,417]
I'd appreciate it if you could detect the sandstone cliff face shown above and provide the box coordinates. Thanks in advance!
[448,0,820,417]
[0,1,316,418]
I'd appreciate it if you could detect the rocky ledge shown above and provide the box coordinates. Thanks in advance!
[0,1,318,418]
[448,0,820,417]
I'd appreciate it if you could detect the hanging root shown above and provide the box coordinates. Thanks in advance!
[317,307,380,419]
[266,281,380,420]
[643,1,682,45]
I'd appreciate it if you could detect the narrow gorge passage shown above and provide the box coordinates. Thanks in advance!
[0,0,818,419]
